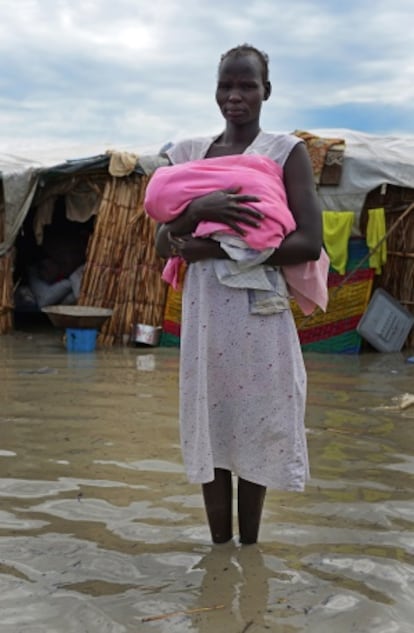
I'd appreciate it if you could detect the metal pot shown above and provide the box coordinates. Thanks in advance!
[131,323,162,346]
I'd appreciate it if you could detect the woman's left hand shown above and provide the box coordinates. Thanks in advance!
[168,233,223,263]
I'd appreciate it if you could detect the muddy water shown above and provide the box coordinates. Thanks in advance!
[0,329,413,633]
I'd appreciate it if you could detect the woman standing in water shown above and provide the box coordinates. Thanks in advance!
[155,44,322,545]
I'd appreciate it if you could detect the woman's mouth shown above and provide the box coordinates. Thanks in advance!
[226,108,244,116]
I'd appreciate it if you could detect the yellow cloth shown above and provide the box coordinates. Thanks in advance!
[366,207,387,274]
[322,211,355,274]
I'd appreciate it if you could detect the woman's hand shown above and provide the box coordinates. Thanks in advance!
[155,187,264,259]
[168,233,226,263]
[188,187,263,236]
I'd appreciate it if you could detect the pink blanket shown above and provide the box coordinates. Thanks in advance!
[145,153,296,248]
[145,154,329,315]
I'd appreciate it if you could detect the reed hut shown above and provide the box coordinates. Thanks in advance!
[360,186,414,347]
[313,129,414,349]
[0,145,168,344]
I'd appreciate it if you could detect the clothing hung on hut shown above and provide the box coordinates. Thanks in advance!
[322,210,355,274]
[366,207,387,274]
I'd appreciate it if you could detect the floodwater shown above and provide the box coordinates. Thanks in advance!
[0,328,414,633]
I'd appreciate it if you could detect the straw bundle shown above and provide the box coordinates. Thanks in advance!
[0,194,14,333]
[78,173,167,346]
[380,204,414,347]
[0,251,14,333]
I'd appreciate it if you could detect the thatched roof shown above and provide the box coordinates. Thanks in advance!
[0,142,160,257]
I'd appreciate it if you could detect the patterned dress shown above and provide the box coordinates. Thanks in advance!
[166,131,310,491]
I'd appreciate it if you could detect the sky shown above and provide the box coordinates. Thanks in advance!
[1,0,414,154]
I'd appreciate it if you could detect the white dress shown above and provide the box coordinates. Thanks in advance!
[166,131,310,491]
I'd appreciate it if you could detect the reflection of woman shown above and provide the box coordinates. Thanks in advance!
[156,44,323,545]
[192,544,271,631]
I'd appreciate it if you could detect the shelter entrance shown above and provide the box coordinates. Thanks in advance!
[13,175,104,330]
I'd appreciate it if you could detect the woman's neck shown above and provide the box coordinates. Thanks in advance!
[208,125,261,157]
[219,123,261,147]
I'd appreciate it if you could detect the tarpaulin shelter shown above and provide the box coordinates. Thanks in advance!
[312,129,414,349]
[1,130,414,348]
[0,142,168,342]
[160,129,414,351]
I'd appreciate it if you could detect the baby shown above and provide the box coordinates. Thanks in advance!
[145,153,329,315]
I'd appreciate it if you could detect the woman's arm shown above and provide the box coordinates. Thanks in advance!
[264,142,323,266]
[155,188,263,259]
[155,142,322,264]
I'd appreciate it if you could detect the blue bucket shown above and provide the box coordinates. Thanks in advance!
[65,328,98,352]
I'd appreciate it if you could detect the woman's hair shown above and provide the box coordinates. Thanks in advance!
[219,44,270,83]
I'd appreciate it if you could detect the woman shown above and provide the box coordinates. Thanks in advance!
[155,44,323,545]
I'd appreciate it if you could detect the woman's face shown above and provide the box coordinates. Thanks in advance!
[215,53,269,126]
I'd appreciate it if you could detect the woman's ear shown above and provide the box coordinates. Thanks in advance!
[264,81,272,101]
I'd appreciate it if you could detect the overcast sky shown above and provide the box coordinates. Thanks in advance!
[1,0,414,154]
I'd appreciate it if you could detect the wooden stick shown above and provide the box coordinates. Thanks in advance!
[141,604,225,623]
[297,202,414,330]
[338,201,414,289]
[387,251,414,259]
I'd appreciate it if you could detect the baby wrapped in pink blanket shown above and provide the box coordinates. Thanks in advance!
[145,153,329,315]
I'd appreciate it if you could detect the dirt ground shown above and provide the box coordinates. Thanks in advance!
[0,327,413,633]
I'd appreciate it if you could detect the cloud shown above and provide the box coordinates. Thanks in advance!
[0,0,414,150]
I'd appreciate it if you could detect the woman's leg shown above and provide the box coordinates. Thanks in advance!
[202,468,233,543]
[238,477,266,544]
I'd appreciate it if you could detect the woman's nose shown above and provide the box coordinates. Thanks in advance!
[228,90,242,101]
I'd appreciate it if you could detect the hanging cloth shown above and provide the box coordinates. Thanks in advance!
[366,207,387,274]
[322,210,355,274]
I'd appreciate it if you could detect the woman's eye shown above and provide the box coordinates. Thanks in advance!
[217,81,258,92]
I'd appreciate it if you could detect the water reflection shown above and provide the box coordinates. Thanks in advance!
[0,332,413,631]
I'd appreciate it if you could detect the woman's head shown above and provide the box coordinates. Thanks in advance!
[218,44,270,84]
[216,44,272,127]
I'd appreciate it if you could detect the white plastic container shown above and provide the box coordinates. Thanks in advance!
[357,289,414,352]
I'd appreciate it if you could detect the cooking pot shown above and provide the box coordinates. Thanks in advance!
[131,323,162,346]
